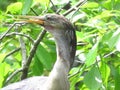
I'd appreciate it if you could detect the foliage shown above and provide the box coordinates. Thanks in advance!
[0,0,120,90]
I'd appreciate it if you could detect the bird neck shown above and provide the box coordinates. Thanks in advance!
[55,37,71,71]
[52,30,76,76]
[51,29,76,72]
[44,29,76,90]
[43,34,72,90]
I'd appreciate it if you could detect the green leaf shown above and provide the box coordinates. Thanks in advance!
[115,66,120,90]
[70,67,82,90]
[113,0,120,10]
[6,2,22,14]
[100,61,110,86]
[116,38,120,51]
[85,41,99,67]
[22,0,33,15]
[102,0,120,10]
[84,65,102,90]
[101,30,113,43]
[102,0,112,10]
[76,31,84,42]
[38,0,49,6]
[108,28,120,49]
[81,2,99,8]
[0,63,10,88]
[34,0,50,10]
[36,45,53,70]
[31,55,43,75]
[0,53,6,63]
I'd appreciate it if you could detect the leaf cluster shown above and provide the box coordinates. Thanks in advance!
[0,0,120,90]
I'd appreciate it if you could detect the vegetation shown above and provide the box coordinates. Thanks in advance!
[0,0,120,90]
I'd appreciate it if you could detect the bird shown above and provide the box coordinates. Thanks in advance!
[2,14,76,90]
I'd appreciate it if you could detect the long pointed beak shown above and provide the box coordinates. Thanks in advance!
[19,16,45,25]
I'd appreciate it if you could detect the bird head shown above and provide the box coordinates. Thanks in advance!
[21,14,73,34]
[20,14,76,68]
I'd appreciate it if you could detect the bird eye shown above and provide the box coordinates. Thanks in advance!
[46,16,52,20]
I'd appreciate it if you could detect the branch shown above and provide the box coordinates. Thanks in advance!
[14,25,27,80]
[2,47,21,62]
[56,1,72,14]
[50,0,57,12]
[0,23,15,43]
[17,25,28,80]
[104,50,116,58]
[5,68,23,85]
[19,36,27,80]
[30,8,39,16]
[15,8,47,79]
[19,30,46,79]
[6,32,34,43]
[0,22,25,43]
[63,0,87,16]
[26,30,46,67]
[68,64,85,79]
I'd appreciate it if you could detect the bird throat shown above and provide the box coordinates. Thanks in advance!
[45,25,54,30]
[44,30,76,89]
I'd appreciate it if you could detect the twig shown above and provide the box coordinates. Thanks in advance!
[56,1,71,14]
[0,22,25,43]
[6,32,34,43]
[63,0,87,16]
[5,68,23,85]
[77,42,88,46]
[15,25,28,80]
[19,38,27,80]
[0,23,16,43]
[17,8,47,79]
[104,50,116,58]
[2,47,21,63]
[20,35,27,80]
[50,0,57,12]
[2,20,33,85]
[30,8,39,16]
[17,0,57,78]
[26,30,46,68]
[68,64,86,79]
[20,30,46,78]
